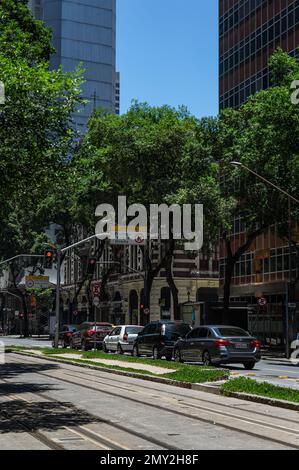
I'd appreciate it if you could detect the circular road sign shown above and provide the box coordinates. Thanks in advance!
[93,296,100,307]
[258,297,267,306]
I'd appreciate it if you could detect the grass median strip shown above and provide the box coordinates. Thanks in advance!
[11,346,229,384]
[221,376,299,403]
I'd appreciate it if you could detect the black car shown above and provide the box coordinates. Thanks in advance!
[173,325,261,369]
[133,321,191,361]
[52,324,78,348]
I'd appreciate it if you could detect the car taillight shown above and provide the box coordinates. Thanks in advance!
[66,332,72,337]
[251,339,260,348]
[123,333,128,342]
[86,329,95,336]
[214,339,231,347]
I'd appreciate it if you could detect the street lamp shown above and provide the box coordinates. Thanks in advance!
[230,161,299,357]
[230,162,299,204]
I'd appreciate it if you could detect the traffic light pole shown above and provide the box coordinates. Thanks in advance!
[0,254,43,266]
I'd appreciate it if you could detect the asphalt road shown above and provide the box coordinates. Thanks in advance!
[0,352,298,450]
[0,336,52,348]
[1,336,299,389]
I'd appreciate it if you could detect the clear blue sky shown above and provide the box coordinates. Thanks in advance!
[117,0,218,118]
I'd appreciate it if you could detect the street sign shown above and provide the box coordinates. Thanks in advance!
[92,282,101,297]
[25,275,49,289]
[288,303,297,309]
[258,297,267,306]
[110,225,146,246]
[93,296,100,307]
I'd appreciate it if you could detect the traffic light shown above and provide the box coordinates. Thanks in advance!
[43,250,54,269]
[87,257,97,275]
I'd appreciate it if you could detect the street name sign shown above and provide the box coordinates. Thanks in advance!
[25,275,50,289]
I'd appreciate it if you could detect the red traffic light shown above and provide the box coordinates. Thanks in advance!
[43,249,54,269]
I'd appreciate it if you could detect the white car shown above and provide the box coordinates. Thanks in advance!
[103,325,144,354]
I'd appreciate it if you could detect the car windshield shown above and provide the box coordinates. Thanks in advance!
[166,323,191,337]
[216,327,250,337]
[126,326,143,334]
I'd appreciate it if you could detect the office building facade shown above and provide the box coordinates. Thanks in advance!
[220,0,299,109]
[219,0,299,346]
[29,0,119,130]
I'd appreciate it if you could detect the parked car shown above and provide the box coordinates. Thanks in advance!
[173,325,261,369]
[133,321,192,361]
[103,325,144,354]
[291,333,299,351]
[52,324,78,348]
[71,322,113,351]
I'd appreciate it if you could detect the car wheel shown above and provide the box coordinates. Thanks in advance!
[165,352,172,361]
[174,348,183,363]
[117,343,123,355]
[153,346,161,360]
[82,341,90,352]
[243,362,255,370]
[133,345,140,357]
[202,350,212,366]
[63,341,68,349]
[103,343,108,353]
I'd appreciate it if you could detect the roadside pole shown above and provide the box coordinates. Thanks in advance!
[54,250,61,349]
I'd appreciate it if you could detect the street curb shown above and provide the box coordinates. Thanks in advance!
[9,350,227,391]
[221,390,299,411]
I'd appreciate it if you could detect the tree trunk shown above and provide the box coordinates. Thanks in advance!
[166,264,179,320]
[165,241,179,320]
[21,293,29,338]
[142,243,164,322]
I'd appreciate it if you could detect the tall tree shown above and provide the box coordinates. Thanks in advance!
[0,0,83,335]
[219,49,299,319]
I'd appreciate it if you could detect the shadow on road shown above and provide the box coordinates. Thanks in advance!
[0,360,60,380]
[0,359,106,434]
[0,382,60,397]
[0,400,103,434]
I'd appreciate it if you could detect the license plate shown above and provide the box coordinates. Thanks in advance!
[235,342,248,349]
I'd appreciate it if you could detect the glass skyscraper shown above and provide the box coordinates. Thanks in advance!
[28,0,118,130]
[219,0,299,109]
